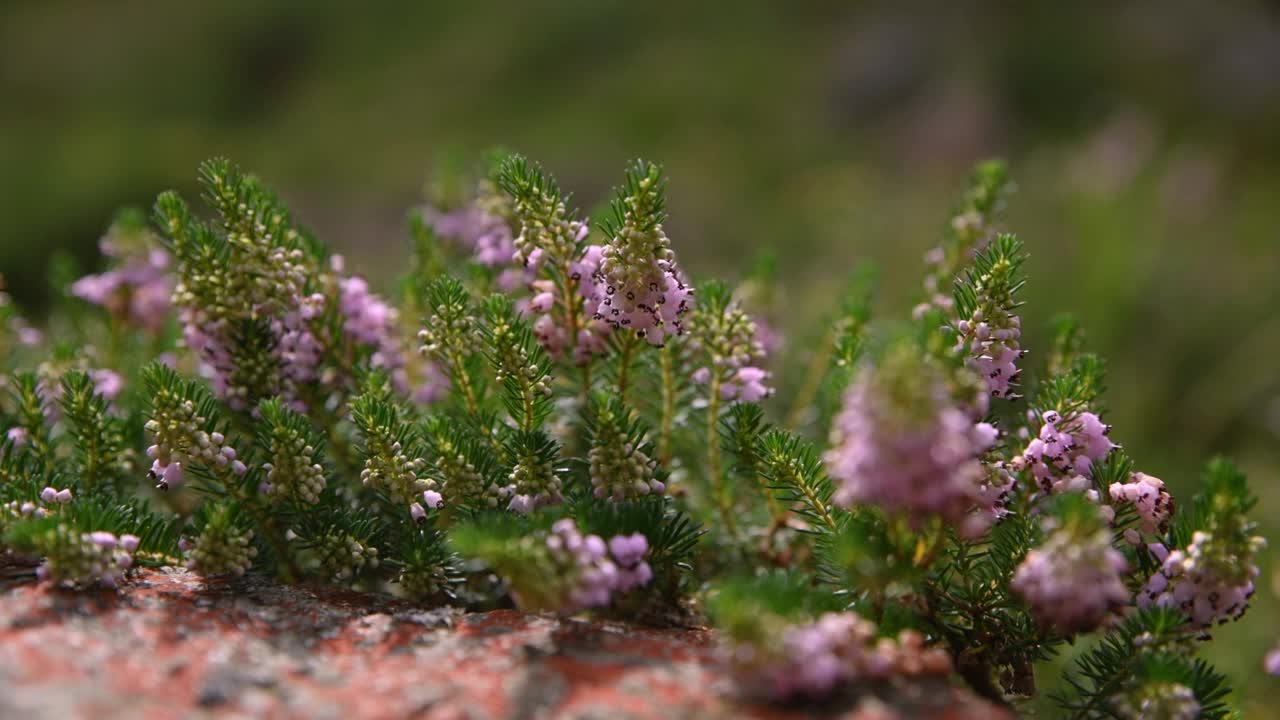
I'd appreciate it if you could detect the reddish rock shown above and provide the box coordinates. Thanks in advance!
[0,564,1008,719]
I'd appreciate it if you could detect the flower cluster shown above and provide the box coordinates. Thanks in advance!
[180,523,256,577]
[731,613,952,701]
[824,350,999,536]
[1012,410,1115,494]
[423,181,519,270]
[1140,531,1263,628]
[164,161,444,412]
[35,359,126,422]
[70,212,173,333]
[1109,472,1174,534]
[688,286,773,404]
[417,278,479,377]
[34,526,139,588]
[260,414,327,505]
[335,261,443,403]
[956,312,1022,399]
[1012,516,1128,633]
[544,520,652,611]
[592,162,692,346]
[507,444,561,514]
[528,243,611,363]
[1,499,46,525]
[498,158,587,268]
[951,234,1026,400]
[314,531,380,582]
[39,486,74,505]
[358,438,437,507]
[0,274,43,347]
[1112,682,1200,720]
[144,386,244,490]
[586,400,663,501]
[423,423,508,510]
[1266,645,1280,677]
[914,160,1009,319]
[271,292,327,412]
[178,248,318,412]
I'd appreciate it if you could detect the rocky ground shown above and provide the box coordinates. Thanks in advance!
[0,564,1008,719]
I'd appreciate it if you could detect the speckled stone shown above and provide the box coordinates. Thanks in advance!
[0,562,1008,719]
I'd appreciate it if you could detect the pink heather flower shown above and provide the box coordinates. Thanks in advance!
[1139,531,1263,628]
[6,426,28,448]
[180,310,240,408]
[409,502,426,522]
[423,489,444,509]
[1265,647,1280,676]
[507,494,535,515]
[688,302,774,405]
[1109,472,1174,534]
[55,488,73,504]
[36,527,139,588]
[752,315,784,356]
[525,244,612,363]
[825,364,1001,537]
[335,272,444,404]
[954,311,1024,400]
[424,204,518,268]
[1112,682,1200,720]
[71,243,173,333]
[735,614,951,701]
[150,460,184,490]
[592,265,693,346]
[40,487,57,503]
[721,365,772,403]
[338,276,394,345]
[1012,524,1128,633]
[607,533,653,592]
[17,326,42,346]
[1012,410,1115,492]
[541,521,652,612]
[91,369,124,402]
[966,338,1023,399]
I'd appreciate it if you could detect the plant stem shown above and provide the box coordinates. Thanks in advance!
[797,481,839,535]
[785,327,835,429]
[616,334,637,404]
[448,349,500,454]
[223,474,302,583]
[658,345,675,468]
[706,371,738,540]
[449,350,482,420]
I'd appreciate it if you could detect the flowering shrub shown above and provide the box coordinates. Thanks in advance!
[0,155,1266,716]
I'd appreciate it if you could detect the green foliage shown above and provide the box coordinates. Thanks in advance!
[1054,608,1232,719]
[58,370,133,493]
[705,570,844,645]
[477,295,554,432]
[0,154,1261,714]
[1033,352,1109,419]
[601,159,667,237]
[756,428,840,535]
[953,233,1027,323]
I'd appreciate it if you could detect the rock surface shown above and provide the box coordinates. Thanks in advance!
[0,564,1008,719]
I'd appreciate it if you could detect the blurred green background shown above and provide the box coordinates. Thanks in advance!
[3,0,1278,712]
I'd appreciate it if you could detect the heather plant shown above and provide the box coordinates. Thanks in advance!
[0,155,1266,716]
